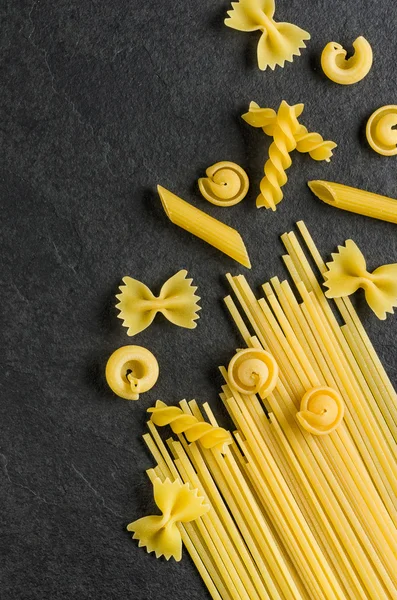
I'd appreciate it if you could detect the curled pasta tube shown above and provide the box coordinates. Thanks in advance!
[227,348,278,397]
[198,162,249,207]
[297,387,344,435]
[321,36,373,85]
[105,345,159,400]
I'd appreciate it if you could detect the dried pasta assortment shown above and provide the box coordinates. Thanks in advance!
[224,0,311,71]
[198,162,249,207]
[116,270,200,336]
[308,180,397,224]
[158,185,251,268]
[321,37,373,85]
[130,223,397,600]
[366,105,397,156]
[242,100,336,210]
[98,6,397,600]
[324,239,397,320]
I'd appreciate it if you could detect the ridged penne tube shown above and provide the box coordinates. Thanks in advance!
[158,185,251,268]
[308,180,397,224]
[321,36,373,85]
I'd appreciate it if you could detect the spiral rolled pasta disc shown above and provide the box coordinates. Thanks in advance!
[297,386,344,436]
[105,345,159,401]
[198,161,249,207]
[227,348,278,397]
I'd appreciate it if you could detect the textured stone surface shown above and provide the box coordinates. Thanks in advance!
[1,1,397,598]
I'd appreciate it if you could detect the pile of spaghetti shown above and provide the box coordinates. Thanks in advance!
[140,223,397,600]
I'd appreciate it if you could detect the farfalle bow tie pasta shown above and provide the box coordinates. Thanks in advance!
[116,270,201,336]
[225,0,310,71]
[127,477,209,561]
[324,239,397,320]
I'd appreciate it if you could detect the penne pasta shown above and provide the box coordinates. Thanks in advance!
[158,185,251,268]
[308,180,397,224]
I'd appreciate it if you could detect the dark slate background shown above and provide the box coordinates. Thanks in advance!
[1,1,397,598]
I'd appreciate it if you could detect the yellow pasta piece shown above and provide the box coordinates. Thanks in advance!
[158,186,251,268]
[297,387,345,436]
[116,270,200,336]
[324,239,397,320]
[366,105,397,156]
[243,101,336,210]
[198,162,249,207]
[127,477,209,561]
[227,348,278,398]
[308,179,397,224]
[224,0,310,71]
[256,101,302,210]
[321,37,373,85]
[105,345,159,400]
[148,401,233,452]
[294,125,336,162]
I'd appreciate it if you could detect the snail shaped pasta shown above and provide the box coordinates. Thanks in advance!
[105,345,159,401]
[116,270,200,337]
[127,477,209,561]
[297,387,344,436]
[321,36,373,85]
[324,240,397,320]
[366,106,397,156]
[198,162,249,207]
[148,401,233,452]
[242,101,336,210]
[225,0,310,71]
[227,348,278,398]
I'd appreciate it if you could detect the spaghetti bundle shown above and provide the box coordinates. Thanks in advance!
[134,223,397,600]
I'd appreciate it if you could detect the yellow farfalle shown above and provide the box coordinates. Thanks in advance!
[127,477,209,561]
[324,240,397,320]
[116,270,200,336]
[225,0,310,71]
[148,400,233,452]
